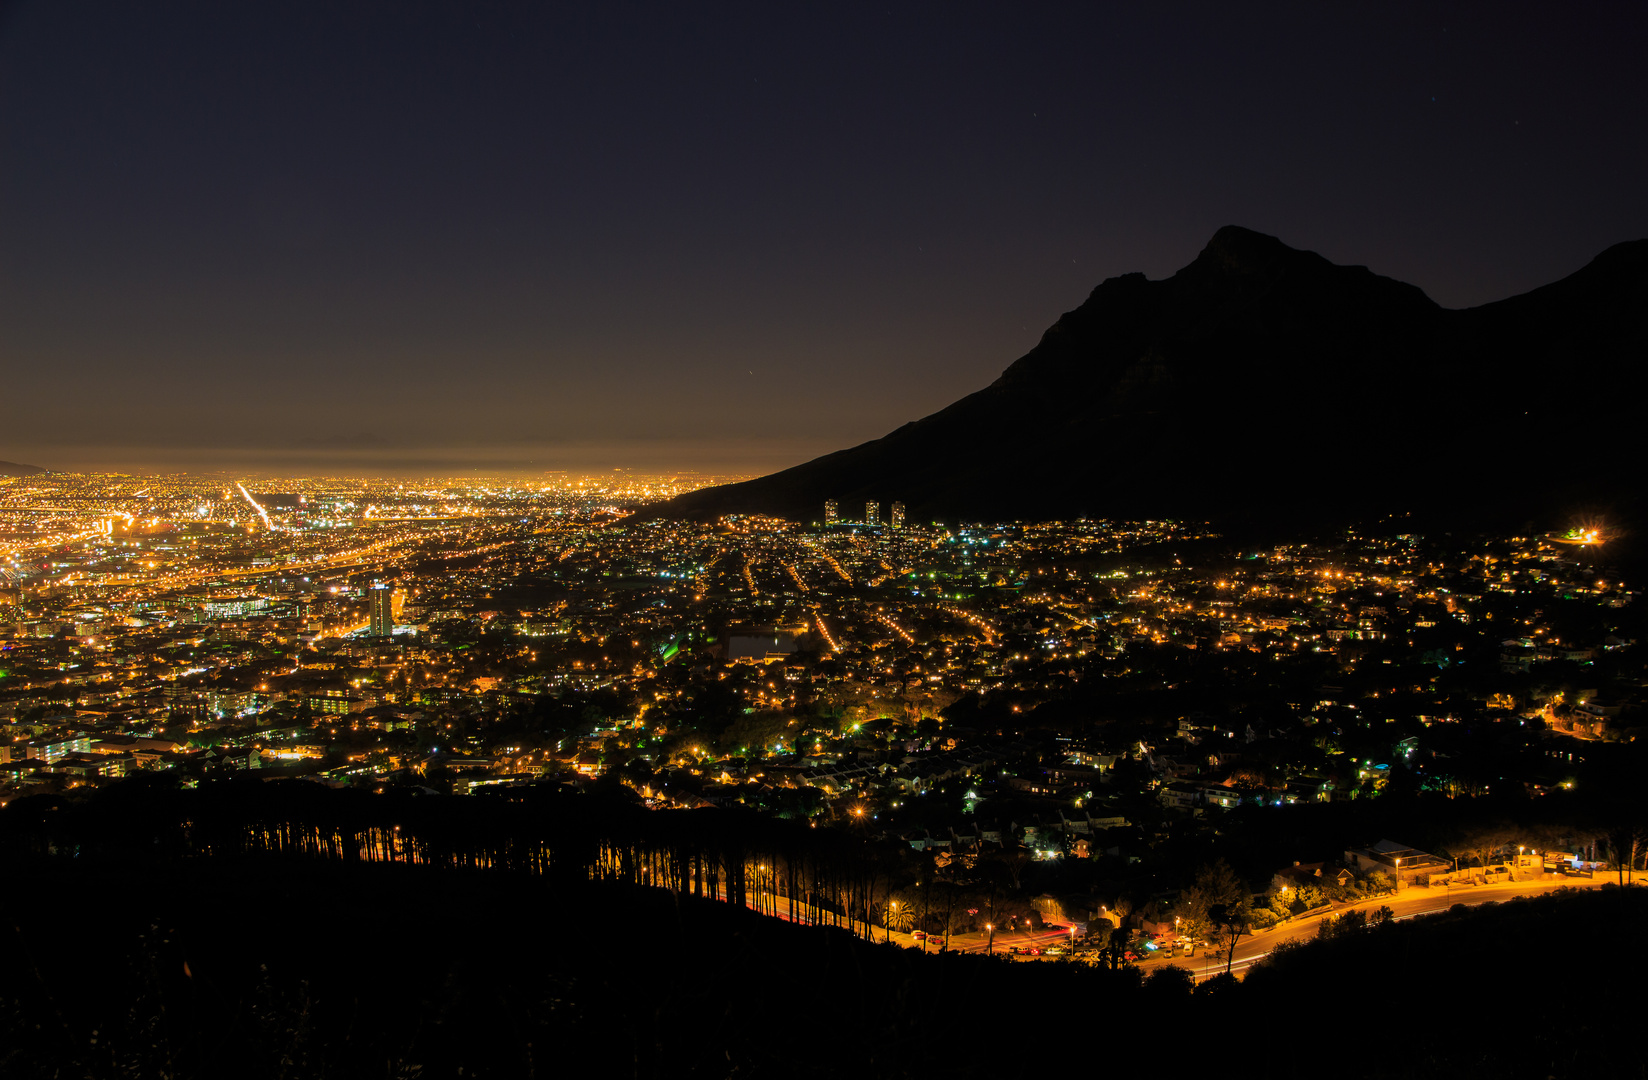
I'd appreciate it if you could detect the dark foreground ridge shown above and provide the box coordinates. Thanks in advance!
[4,782,1648,1077]
[658,227,1648,531]
[0,460,46,477]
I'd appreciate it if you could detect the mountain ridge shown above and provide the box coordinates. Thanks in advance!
[657,227,1647,532]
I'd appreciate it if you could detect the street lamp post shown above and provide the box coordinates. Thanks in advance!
[986,922,994,955]
[887,900,897,944]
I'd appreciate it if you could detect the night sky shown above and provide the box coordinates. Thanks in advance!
[2,2,1643,476]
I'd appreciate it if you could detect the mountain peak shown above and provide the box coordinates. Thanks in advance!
[1202,223,1290,257]
[1192,225,1328,279]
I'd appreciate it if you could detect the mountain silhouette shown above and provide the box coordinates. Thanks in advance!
[0,460,46,477]
[659,227,1646,532]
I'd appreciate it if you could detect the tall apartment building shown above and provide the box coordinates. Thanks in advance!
[824,499,839,525]
[865,501,880,527]
[369,582,394,638]
[890,501,906,529]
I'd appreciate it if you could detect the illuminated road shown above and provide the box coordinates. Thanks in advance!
[1129,873,1631,980]
[737,891,1068,955]
[722,880,1629,967]
[236,482,274,530]
[783,563,809,592]
[944,924,1079,956]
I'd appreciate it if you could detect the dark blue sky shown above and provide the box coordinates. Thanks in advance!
[2,1,1643,475]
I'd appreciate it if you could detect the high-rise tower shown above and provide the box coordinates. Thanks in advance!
[824,499,839,525]
[865,501,880,527]
[369,582,394,638]
[890,501,905,529]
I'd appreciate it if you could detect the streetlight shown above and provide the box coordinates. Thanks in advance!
[887,900,898,944]
[986,922,994,955]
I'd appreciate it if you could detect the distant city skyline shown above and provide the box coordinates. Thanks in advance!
[2,2,1643,475]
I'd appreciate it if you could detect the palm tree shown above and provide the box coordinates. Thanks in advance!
[882,893,916,938]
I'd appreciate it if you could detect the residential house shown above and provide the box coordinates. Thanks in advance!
[1343,839,1452,888]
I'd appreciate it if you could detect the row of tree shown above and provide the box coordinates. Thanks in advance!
[0,777,933,941]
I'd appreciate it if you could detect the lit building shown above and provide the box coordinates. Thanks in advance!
[865,501,880,527]
[369,582,394,637]
[201,595,268,619]
[824,499,839,525]
[890,501,905,529]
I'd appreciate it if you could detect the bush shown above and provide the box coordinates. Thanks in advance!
[1142,965,1195,999]
[1255,937,1306,968]
[1194,971,1241,999]
[1316,909,1369,941]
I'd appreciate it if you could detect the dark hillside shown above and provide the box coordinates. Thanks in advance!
[6,853,1644,1077]
[5,780,1648,1077]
